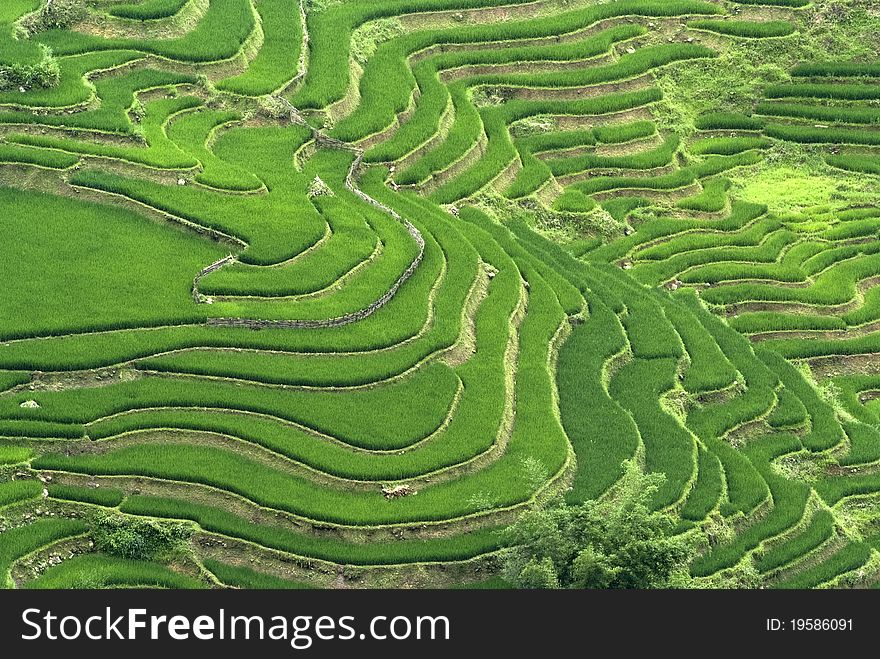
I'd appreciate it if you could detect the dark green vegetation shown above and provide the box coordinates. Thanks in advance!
[501,463,693,588]
[1,0,879,590]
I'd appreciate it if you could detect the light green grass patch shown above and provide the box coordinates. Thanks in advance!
[735,167,843,213]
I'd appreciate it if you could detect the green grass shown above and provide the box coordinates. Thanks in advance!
[729,0,807,5]
[345,22,646,147]
[773,542,871,589]
[558,299,639,502]
[0,480,42,508]
[0,68,197,134]
[767,387,808,429]
[38,0,256,63]
[0,186,225,340]
[9,95,204,169]
[662,296,737,394]
[609,357,697,509]
[690,437,810,576]
[12,364,459,451]
[66,125,331,266]
[792,62,880,77]
[216,0,303,96]
[47,484,125,507]
[0,372,30,393]
[26,554,207,589]
[1,0,878,591]
[690,136,770,156]
[765,123,880,147]
[108,0,191,20]
[205,560,314,589]
[679,447,722,522]
[0,446,32,465]
[840,422,880,467]
[676,177,730,212]
[755,101,880,126]
[688,20,796,39]
[766,83,880,101]
[0,51,143,108]
[121,495,506,564]
[549,134,681,178]
[758,348,844,452]
[296,0,721,112]
[695,112,765,130]
[0,0,42,23]
[755,510,835,573]
[167,109,263,191]
[0,519,88,588]
[828,153,880,176]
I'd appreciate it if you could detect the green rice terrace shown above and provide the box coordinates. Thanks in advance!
[1,0,880,590]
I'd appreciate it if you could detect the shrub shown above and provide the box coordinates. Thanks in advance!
[582,206,627,240]
[0,45,59,90]
[257,95,289,119]
[91,513,192,561]
[20,0,86,34]
[501,461,694,588]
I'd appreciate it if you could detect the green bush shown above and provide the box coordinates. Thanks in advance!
[501,462,694,588]
[20,0,86,34]
[91,513,192,561]
[0,45,59,90]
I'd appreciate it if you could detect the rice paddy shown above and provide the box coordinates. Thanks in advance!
[1,0,879,591]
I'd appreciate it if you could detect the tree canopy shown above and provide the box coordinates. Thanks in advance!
[502,461,694,589]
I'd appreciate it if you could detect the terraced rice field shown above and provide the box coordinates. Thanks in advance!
[1,0,880,589]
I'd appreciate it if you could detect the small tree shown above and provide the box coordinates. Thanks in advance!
[501,461,694,589]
